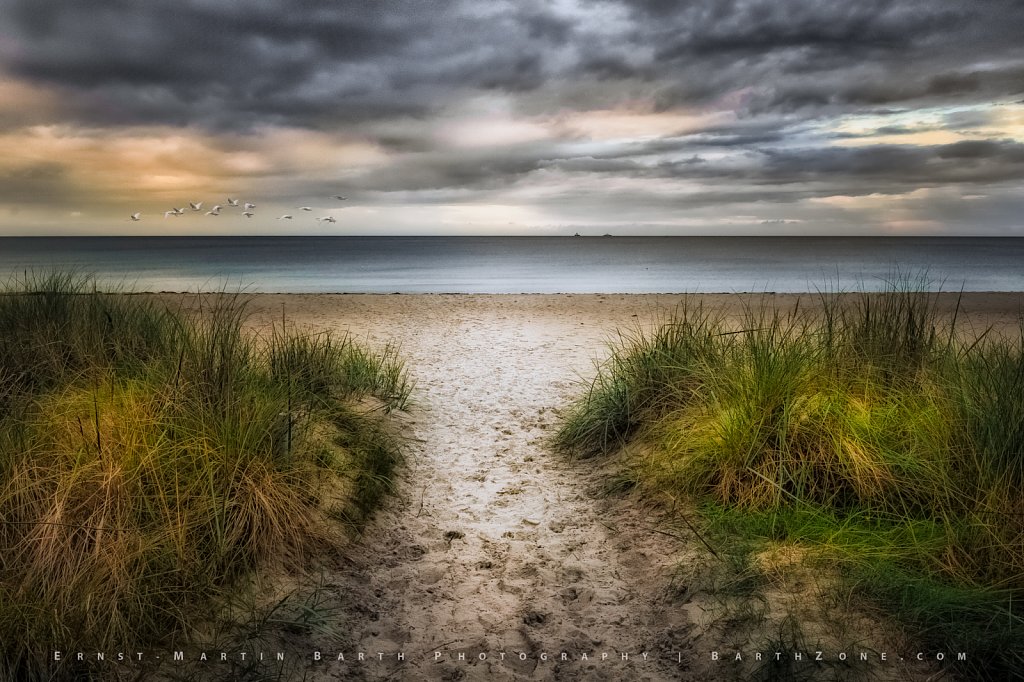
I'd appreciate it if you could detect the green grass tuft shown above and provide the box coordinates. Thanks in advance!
[0,273,411,681]
[556,280,1024,679]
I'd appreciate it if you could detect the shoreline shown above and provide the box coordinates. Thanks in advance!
[156,291,1024,340]
[118,290,1024,296]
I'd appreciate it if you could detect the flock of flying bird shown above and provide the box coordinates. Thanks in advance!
[129,195,348,224]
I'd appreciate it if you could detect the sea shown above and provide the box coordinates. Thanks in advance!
[0,236,1021,294]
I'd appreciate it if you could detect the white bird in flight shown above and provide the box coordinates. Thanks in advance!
[297,206,313,211]
[164,207,185,218]
[130,212,141,221]
[316,216,337,224]
[244,202,256,210]
[277,214,293,220]
[206,209,221,216]
[189,201,203,211]
[227,198,240,207]
[243,211,254,218]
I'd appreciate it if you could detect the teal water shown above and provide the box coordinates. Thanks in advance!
[0,236,1020,293]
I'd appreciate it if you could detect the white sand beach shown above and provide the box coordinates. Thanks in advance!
[164,292,1023,681]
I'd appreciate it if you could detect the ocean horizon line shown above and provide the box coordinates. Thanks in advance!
[2,235,1022,294]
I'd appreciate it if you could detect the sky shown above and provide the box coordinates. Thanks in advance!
[0,0,1022,236]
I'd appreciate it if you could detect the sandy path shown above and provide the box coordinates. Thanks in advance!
[225,292,1022,681]
[241,294,701,680]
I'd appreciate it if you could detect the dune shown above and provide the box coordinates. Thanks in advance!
[161,291,1022,680]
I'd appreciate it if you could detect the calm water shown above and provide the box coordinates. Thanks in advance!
[0,236,1021,293]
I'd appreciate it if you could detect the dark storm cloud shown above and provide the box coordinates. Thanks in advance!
[742,65,1024,114]
[630,0,1024,114]
[4,0,1023,132]
[0,0,572,129]
[338,135,1024,204]
[625,141,1024,192]
[936,139,1024,161]
[499,137,1024,195]
[589,124,793,159]
[831,125,939,139]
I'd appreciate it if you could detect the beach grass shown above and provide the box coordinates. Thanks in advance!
[555,279,1024,679]
[0,273,411,680]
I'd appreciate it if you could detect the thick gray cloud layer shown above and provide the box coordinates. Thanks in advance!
[5,0,1022,129]
[3,0,560,129]
[1,0,1023,233]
